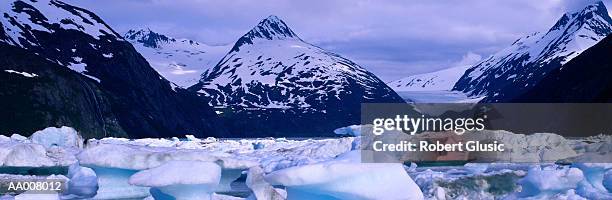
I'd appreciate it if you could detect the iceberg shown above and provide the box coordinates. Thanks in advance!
[12,175,68,200]
[10,134,27,142]
[518,166,584,198]
[77,143,257,197]
[333,125,362,136]
[216,161,257,192]
[129,161,221,200]
[29,126,83,149]
[0,142,55,167]
[61,164,98,199]
[573,163,611,192]
[572,163,612,198]
[246,166,286,200]
[264,150,424,200]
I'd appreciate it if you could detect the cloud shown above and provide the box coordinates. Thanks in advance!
[63,0,612,81]
[454,52,483,67]
[561,0,603,13]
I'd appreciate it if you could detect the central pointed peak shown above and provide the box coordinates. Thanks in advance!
[251,15,298,40]
[230,15,300,52]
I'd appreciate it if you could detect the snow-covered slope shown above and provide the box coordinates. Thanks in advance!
[125,28,230,87]
[0,0,121,82]
[453,1,612,102]
[0,0,225,138]
[189,15,402,110]
[389,65,471,92]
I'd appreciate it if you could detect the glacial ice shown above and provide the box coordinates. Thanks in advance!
[604,169,612,192]
[333,125,362,136]
[0,142,55,167]
[77,142,258,196]
[61,164,98,199]
[14,191,60,200]
[0,132,78,168]
[264,150,424,200]
[29,126,83,149]
[246,166,286,200]
[87,136,354,173]
[129,161,221,200]
[10,134,27,142]
[3,126,612,199]
[518,166,584,198]
[12,175,68,200]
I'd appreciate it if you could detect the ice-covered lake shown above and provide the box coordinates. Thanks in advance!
[1,126,611,200]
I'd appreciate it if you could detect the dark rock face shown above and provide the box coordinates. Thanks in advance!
[0,43,126,138]
[513,35,612,102]
[0,0,226,138]
[189,15,404,137]
[453,1,612,102]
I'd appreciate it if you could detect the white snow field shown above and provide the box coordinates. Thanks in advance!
[1,126,612,199]
[389,65,472,92]
[124,28,231,87]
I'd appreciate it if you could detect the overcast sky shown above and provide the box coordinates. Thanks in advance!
[64,0,612,81]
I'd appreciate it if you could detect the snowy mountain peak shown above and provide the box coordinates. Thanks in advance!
[231,15,299,52]
[124,28,175,48]
[547,1,612,36]
[567,1,607,17]
[124,28,203,49]
[453,1,612,102]
[124,28,231,87]
[191,15,402,110]
[0,0,121,47]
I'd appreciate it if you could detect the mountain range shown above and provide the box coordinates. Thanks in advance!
[514,33,612,102]
[2,0,612,138]
[0,0,226,138]
[0,1,403,138]
[187,15,404,136]
[124,28,230,87]
[453,1,612,102]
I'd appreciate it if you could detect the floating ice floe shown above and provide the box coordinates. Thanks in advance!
[77,143,258,198]
[518,166,584,198]
[246,166,286,200]
[264,150,424,200]
[0,137,77,168]
[130,161,221,200]
[11,175,67,200]
[61,164,98,199]
[571,163,612,199]
[89,136,354,173]
[333,125,362,136]
[0,127,82,169]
